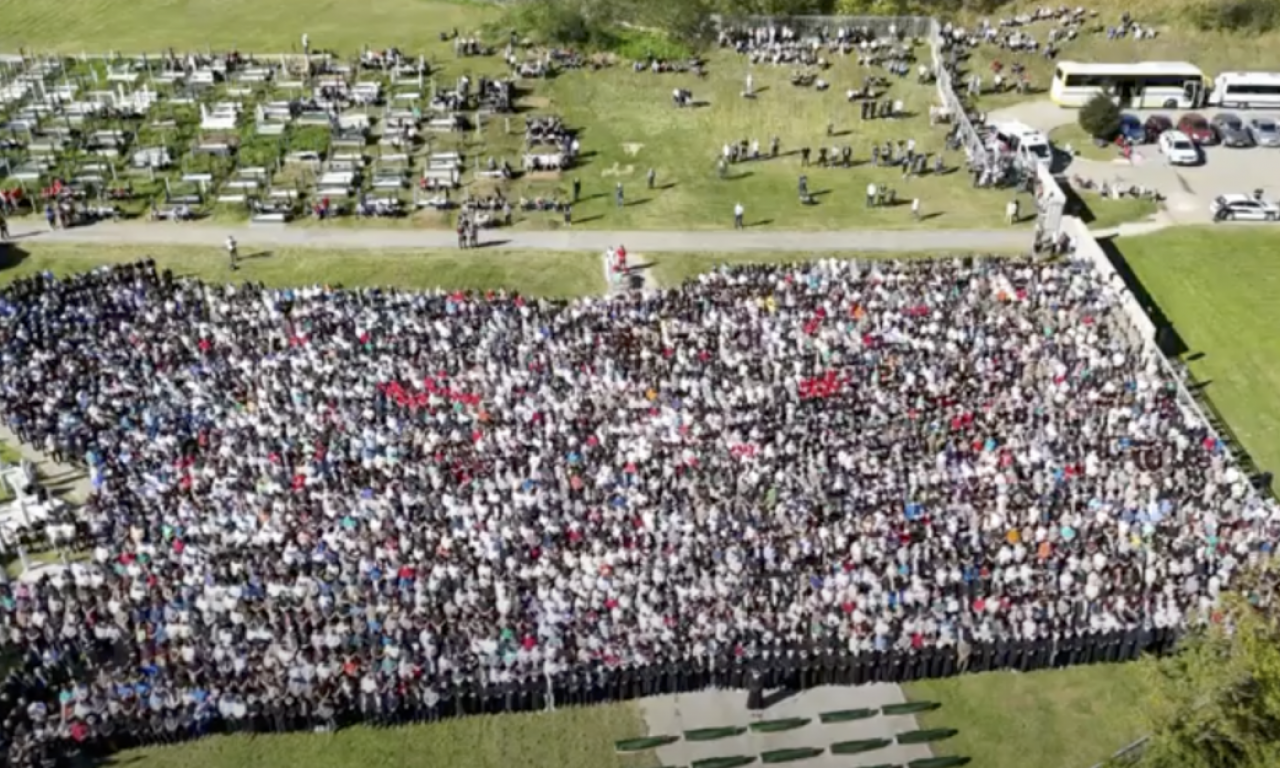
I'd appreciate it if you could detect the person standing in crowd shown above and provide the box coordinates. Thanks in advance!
[0,252,1269,762]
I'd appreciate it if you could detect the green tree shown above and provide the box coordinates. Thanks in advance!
[1135,574,1280,768]
[1078,92,1122,140]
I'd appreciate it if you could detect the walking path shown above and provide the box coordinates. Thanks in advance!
[640,684,933,768]
[6,220,1034,253]
[0,424,90,503]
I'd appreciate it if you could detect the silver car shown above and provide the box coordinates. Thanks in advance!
[1213,112,1254,147]
[1249,116,1280,147]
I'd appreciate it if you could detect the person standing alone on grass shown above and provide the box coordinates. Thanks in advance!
[615,183,624,208]
[733,202,744,229]
[225,236,238,270]
[1006,199,1020,225]
[647,168,655,190]
[911,198,921,221]
[572,177,581,202]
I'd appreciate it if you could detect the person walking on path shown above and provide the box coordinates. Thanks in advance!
[733,202,745,229]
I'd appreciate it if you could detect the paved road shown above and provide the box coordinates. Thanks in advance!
[6,220,1033,253]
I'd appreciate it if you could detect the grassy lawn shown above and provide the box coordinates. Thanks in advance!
[0,243,605,297]
[952,1,1280,110]
[0,0,499,52]
[1075,191,1160,229]
[1048,125,1122,163]
[110,704,659,768]
[905,663,1151,768]
[0,1,1032,232]
[1113,226,1280,480]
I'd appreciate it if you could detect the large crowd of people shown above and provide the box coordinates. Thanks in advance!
[0,254,1274,766]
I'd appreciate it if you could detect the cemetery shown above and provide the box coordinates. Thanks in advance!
[0,46,583,228]
[0,26,1050,232]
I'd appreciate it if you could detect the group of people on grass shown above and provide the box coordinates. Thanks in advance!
[0,254,1275,765]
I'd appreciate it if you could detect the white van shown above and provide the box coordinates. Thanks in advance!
[990,122,1053,168]
[1210,71,1280,109]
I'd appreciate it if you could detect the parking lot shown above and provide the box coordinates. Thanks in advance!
[992,100,1280,224]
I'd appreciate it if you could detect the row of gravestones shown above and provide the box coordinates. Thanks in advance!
[615,702,967,768]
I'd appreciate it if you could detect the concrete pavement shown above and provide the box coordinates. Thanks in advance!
[639,684,933,768]
[5,219,1034,253]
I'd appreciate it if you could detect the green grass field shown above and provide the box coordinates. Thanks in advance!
[1113,226,1280,480]
[907,664,1151,768]
[111,704,660,768]
[0,243,606,297]
[0,0,1061,232]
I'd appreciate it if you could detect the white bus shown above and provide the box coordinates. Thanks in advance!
[1050,61,1206,109]
[1209,71,1280,108]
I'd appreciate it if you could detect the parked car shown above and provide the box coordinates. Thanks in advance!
[1248,116,1280,147]
[1178,113,1216,144]
[1158,130,1200,165]
[1118,113,1146,143]
[1143,114,1173,143]
[1212,112,1254,147]
[1211,193,1280,221]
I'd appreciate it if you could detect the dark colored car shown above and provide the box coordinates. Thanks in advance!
[1212,112,1254,147]
[1118,113,1145,143]
[1143,114,1173,143]
[1178,113,1216,144]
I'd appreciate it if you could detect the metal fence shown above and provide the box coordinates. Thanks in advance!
[927,18,986,162]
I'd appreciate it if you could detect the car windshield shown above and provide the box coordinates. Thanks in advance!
[1186,118,1207,129]
[1222,117,1243,129]
[1173,141,1193,150]
[1258,121,1277,131]
[1028,144,1049,158]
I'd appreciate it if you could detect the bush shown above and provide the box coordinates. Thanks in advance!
[1187,0,1280,33]
[1078,93,1122,141]
[612,29,693,61]
[501,0,618,49]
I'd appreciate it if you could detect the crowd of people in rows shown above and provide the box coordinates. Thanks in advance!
[0,255,1275,766]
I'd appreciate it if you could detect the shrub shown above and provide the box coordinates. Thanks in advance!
[1078,93,1122,141]
[1187,0,1280,33]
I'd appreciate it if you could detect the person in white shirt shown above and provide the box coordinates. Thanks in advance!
[733,202,745,229]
